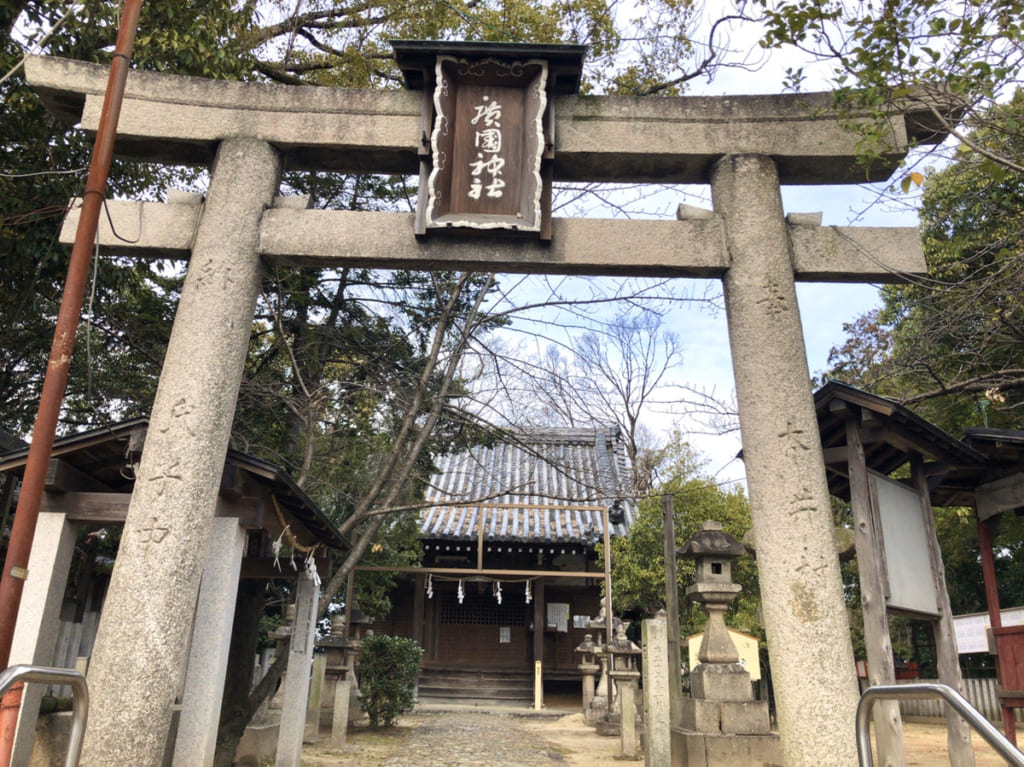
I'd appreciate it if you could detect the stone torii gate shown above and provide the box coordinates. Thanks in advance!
[25,52,950,767]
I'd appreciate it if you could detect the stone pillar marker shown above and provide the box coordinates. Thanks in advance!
[642,612,671,767]
[275,569,319,767]
[9,510,77,767]
[712,153,860,767]
[79,138,281,767]
[173,517,248,767]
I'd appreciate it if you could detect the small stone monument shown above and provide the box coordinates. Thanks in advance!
[607,624,643,759]
[575,633,600,714]
[586,599,623,727]
[675,521,781,766]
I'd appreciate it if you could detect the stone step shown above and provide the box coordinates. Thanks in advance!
[417,669,534,704]
[419,673,532,687]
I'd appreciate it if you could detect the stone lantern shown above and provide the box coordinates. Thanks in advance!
[316,615,356,748]
[267,603,297,712]
[606,624,643,759]
[575,633,600,713]
[678,520,745,666]
[675,520,780,765]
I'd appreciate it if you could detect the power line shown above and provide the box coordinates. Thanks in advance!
[0,3,83,87]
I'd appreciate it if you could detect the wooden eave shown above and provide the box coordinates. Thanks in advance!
[390,40,587,94]
[814,381,986,502]
[0,419,346,550]
[931,428,1024,508]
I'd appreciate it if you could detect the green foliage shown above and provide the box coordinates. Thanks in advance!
[606,437,760,639]
[358,633,423,728]
[825,97,1024,434]
[754,0,1024,171]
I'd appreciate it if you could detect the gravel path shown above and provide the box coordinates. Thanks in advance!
[378,713,569,766]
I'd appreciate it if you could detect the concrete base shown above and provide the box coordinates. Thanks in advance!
[672,728,782,767]
[595,712,621,737]
[236,721,281,767]
[28,711,72,767]
[680,698,771,735]
[690,664,752,701]
[585,697,608,727]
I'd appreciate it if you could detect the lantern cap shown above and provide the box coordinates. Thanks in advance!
[677,520,745,560]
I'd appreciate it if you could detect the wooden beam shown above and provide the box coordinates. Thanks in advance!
[356,564,601,579]
[45,458,113,493]
[239,556,331,580]
[821,446,849,465]
[976,472,1024,522]
[39,491,264,528]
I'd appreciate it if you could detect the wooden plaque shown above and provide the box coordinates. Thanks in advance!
[426,55,548,233]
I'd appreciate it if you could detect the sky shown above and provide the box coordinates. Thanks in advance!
[504,13,933,489]
[665,23,932,486]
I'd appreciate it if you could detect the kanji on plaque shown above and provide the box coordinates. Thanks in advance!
[424,54,548,232]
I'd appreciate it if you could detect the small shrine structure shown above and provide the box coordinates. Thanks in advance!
[359,427,634,706]
[0,420,345,767]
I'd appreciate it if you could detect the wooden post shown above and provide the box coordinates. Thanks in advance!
[977,517,1017,742]
[534,660,543,711]
[412,573,425,646]
[533,578,545,672]
[911,457,975,767]
[845,417,907,767]
[477,507,485,570]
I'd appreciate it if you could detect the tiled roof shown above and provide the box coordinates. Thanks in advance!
[420,427,634,545]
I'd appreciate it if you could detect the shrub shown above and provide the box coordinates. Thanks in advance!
[359,633,423,727]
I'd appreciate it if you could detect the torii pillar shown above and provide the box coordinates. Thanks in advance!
[25,52,955,767]
[79,138,280,766]
[713,155,860,762]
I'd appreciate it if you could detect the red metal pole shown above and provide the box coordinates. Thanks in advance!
[977,516,1017,744]
[0,2,142,762]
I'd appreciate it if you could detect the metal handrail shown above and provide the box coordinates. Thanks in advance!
[0,664,88,767]
[857,682,1024,767]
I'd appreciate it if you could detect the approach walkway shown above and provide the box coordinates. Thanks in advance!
[380,712,568,766]
[300,705,624,767]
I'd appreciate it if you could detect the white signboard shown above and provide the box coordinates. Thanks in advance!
[871,472,940,617]
[546,602,570,633]
[954,608,1024,654]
